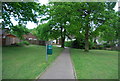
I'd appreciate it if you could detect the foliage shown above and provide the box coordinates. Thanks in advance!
[17,41,30,46]
[2,2,42,42]
[71,39,94,49]
[36,22,52,41]
[103,43,111,48]
[40,2,76,48]
[65,41,72,47]
[35,20,62,41]
[11,25,29,39]
[65,39,94,49]
[2,2,40,28]
[40,2,117,50]
[4,2,117,51]
[29,28,38,37]
[89,41,95,49]
[71,39,85,49]
[95,45,104,49]
[71,2,116,51]
[97,11,119,47]
[21,41,30,45]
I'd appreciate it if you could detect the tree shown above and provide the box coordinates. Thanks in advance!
[36,23,51,41]
[11,25,29,39]
[64,2,106,51]
[99,11,120,48]
[69,2,116,52]
[39,2,117,51]
[41,2,73,48]
[2,2,40,28]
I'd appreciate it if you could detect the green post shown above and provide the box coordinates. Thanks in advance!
[46,41,53,62]
[46,43,48,62]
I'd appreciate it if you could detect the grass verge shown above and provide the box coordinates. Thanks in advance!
[70,49,118,79]
[2,45,63,79]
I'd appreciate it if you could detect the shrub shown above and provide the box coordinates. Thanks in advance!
[65,39,95,49]
[17,41,30,46]
[71,39,85,49]
[21,41,30,45]
[65,41,72,47]
[96,45,104,49]
[16,43,23,46]
[89,41,95,49]
[103,43,110,48]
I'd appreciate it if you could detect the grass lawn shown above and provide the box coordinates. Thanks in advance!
[2,45,63,79]
[70,49,118,79]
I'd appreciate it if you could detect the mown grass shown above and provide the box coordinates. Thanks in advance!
[2,45,63,79]
[70,49,118,79]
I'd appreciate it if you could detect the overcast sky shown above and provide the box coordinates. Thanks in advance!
[11,1,119,29]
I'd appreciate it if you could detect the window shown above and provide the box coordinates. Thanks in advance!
[28,38,32,40]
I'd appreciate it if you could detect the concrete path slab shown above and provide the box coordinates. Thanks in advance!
[39,48,75,79]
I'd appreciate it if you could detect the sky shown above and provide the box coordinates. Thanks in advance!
[11,1,119,29]
[11,0,49,29]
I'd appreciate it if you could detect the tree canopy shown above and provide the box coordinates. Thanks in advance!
[38,2,118,51]
[2,2,40,28]
[2,2,119,51]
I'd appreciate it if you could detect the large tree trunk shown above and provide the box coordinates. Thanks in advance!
[60,26,64,48]
[94,38,97,49]
[56,39,58,44]
[60,26,66,48]
[61,37,65,48]
[85,26,89,52]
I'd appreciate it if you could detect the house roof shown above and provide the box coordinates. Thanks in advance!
[23,33,37,39]
[6,34,16,38]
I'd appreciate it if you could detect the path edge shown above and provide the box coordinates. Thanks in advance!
[69,48,77,79]
[35,48,64,80]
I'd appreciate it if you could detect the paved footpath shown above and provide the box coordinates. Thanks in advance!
[39,48,75,79]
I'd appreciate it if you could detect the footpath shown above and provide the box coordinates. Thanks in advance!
[39,47,75,79]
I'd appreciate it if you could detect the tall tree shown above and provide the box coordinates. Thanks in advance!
[40,2,117,50]
[69,2,116,51]
[2,2,40,28]
[41,2,73,48]
[99,10,120,47]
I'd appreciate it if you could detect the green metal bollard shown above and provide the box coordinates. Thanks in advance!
[47,45,52,55]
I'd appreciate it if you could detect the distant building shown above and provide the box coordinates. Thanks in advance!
[23,33,39,45]
[5,34,20,45]
[53,38,61,45]
[23,33,46,45]
[0,28,20,46]
[23,33,37,41]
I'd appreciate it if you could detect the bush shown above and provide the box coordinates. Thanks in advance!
[17,41,30,46]
[65,39,95,49]
[103,43,110,48]
[21,41,30,45]
[89,41,95,49]
[96,45,104,49]
[71,39,85,49]
[16,43,23,46]
[65,41,72,47]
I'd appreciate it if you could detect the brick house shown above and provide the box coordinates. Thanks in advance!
[23,33,39,45]
[23,33,46,45]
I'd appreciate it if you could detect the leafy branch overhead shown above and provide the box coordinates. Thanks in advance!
[2,2,41,28]
[38,2,118,50]
[2,2,119,51]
